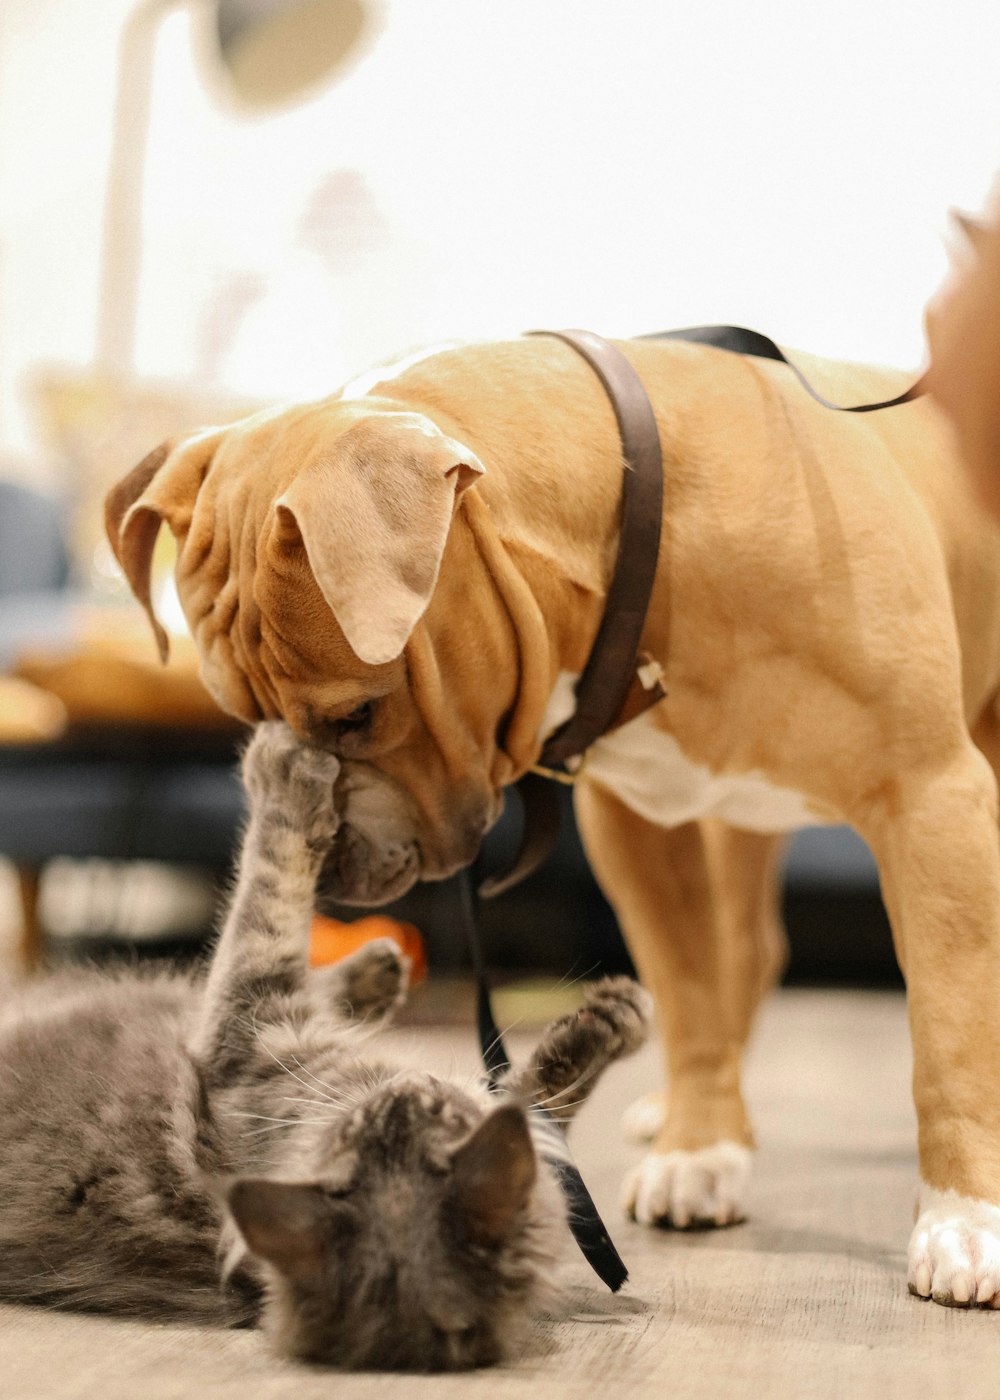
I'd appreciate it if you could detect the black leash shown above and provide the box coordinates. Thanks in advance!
[458,868,629,1292]
[643,324,926,411]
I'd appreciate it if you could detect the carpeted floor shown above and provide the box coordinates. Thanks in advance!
[3,987,996,1400]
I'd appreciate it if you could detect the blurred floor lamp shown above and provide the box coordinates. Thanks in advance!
[97,0,368,376]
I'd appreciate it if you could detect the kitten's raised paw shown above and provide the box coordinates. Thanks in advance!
[575,976,652,1059]
[242,721,341,848]
[318,937,410,1022]
[525,976,650,1116]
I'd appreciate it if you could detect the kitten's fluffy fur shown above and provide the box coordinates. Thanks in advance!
[0,724,648,1370]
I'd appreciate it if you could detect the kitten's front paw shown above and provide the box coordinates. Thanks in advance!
[909,1185,1000,1307]
[242,721,341,848]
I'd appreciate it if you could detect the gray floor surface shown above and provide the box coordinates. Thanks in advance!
[3,987,997,1400]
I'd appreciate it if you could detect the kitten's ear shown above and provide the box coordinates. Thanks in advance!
[450,1103,537,1244]
[228,1179,348,1285]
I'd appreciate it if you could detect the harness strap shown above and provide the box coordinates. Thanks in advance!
[480,330,668,900]
[526,330,667,772]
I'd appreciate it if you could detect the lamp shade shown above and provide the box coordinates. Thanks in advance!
[215,0,368,106]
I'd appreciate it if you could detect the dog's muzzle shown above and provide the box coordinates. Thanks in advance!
[316,823,421,907]
[316,762,500,906]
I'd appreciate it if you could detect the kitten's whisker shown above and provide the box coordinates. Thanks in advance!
[227,1110,311,1124]
[276,1093,349,1111]
[287,1053,352,1103]
[533,1108,584,1126]
[497,1011,530,1041]
[548,961,601,994]
[529,1060,602,1109]
[248,1014,346,1103]
[531,1096,588,1115]
[238,1117,338,1137]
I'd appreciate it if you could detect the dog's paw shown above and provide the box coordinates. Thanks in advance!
[623,1142,752,1228]
[242,722,340,849]
[908,1185,1000,1307]
[622,1092,667,1144]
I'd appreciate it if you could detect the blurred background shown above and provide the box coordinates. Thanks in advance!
[0,0,998,990]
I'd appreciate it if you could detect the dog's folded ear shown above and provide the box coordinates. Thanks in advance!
[104,442,175,662]
[104,432,224,663]
[273,412,484,666]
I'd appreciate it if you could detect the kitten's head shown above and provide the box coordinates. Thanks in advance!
[227,1076,560,1370]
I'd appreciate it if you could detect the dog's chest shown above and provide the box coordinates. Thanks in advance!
[541,677,820,833]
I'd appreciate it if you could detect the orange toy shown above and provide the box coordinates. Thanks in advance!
[309,913,427,984]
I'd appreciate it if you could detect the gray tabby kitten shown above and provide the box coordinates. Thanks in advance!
[0,722,648,1371]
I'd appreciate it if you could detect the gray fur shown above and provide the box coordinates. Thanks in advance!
[0,723,649,1370]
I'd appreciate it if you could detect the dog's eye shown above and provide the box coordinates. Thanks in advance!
[337,701,374,732]
[324,701,376,743]
[313,700,378,752]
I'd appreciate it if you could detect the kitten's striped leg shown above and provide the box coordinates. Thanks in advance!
[500,977,650,1124]
[189,722,340,1079]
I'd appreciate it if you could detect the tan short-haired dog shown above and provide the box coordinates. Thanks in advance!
[106,336,1000,1308]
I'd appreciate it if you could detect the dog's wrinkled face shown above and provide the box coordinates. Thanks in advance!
[105,399,519,904]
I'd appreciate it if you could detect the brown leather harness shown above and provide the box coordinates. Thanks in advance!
[481,325,926,897]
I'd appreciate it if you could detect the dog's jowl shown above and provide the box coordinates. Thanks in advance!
[107,333,1000,1308]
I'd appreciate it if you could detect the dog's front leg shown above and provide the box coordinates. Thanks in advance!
[861,739,1000,1307]
[575,783,784,1228]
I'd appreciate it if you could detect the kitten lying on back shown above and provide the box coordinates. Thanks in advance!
[0,722,649,1370]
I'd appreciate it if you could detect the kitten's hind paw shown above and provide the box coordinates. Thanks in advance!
[315,937,410,1023]
[242,721,341,849]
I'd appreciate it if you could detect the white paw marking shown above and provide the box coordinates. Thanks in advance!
[622,1142,752,1228]
[909,1183,1000,1307]
[621,1093,667,1144]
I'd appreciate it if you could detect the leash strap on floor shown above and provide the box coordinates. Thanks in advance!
[458,869,629,1293]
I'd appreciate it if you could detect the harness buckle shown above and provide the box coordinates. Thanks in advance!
[529,752,589,786]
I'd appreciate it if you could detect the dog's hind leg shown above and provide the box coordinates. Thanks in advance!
[618,818,787,1147]
[575,782,783,1228]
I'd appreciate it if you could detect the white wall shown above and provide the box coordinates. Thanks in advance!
[2,0,1000,466]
